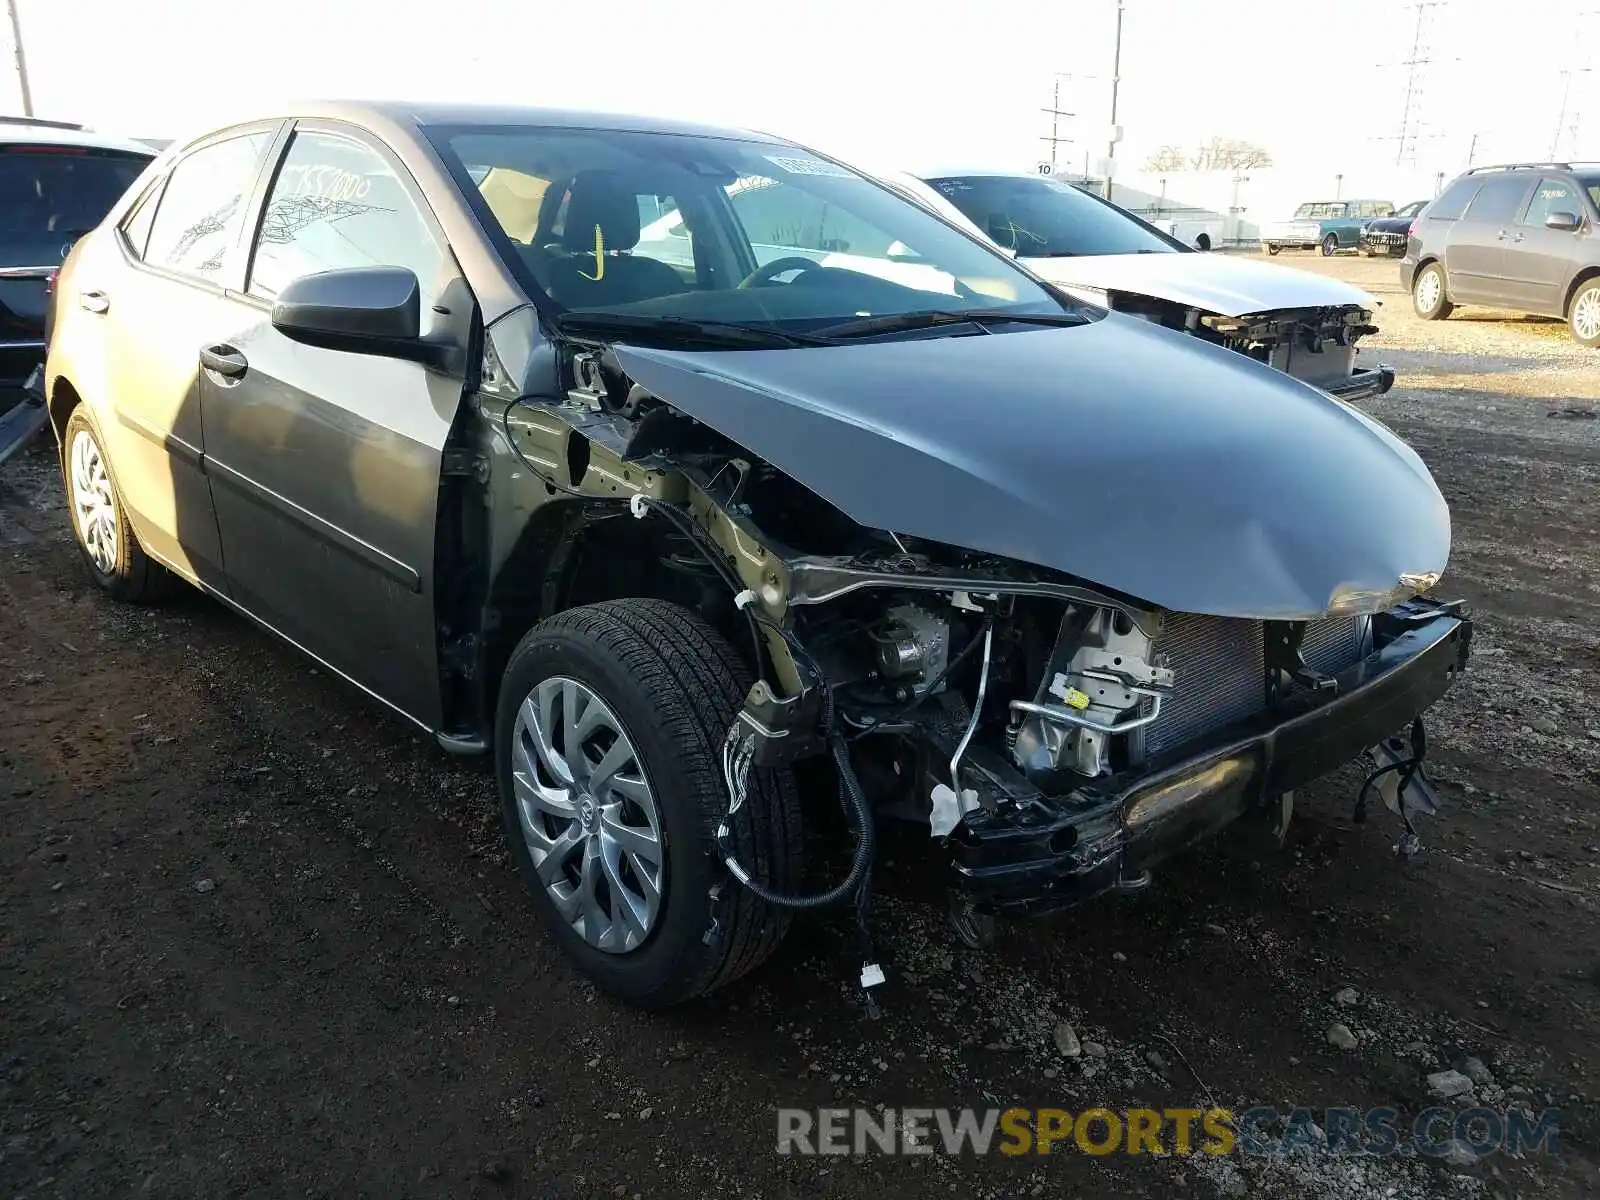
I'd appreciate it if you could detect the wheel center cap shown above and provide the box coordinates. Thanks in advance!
[578,795,598,832]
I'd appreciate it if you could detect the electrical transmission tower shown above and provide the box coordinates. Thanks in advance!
[1393,0,1448,166]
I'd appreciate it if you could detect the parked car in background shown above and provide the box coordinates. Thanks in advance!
[1261,199,1395,256]
[885,168,1394,400]
[0,117,154,465]
[1360,200,1429,257]
[44,102,1468,1007]
[1402,162,1600,346]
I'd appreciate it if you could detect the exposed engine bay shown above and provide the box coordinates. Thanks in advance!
[1071,292,1381,392]
[474,309,1470,1008]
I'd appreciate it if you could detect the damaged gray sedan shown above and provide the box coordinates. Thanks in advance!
[43,102,1472,1008]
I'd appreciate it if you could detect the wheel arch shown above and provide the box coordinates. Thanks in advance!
[46,375,83,444]
[1563,267,1600,317]
[472,502,751,747]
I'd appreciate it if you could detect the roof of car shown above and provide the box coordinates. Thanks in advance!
[0,117,156,156]
[245,100,789,146]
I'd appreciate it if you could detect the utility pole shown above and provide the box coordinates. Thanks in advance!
[1104,0,1124,199]
[1039,76,1075,171]
[5,0,31,117]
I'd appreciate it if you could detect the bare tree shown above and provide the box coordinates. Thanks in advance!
[1187,137,1274,171]
[1144,145,1187,171]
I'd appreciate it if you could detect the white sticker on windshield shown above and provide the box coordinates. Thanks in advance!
[763,154,854,179]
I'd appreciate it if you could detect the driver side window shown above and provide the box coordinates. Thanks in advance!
[727,179,898,262]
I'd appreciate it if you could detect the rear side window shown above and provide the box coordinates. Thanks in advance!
[248,130,440,301]
[0,148,148,243]
[118,178,163,259]
[1424,177,1482,221]
[1463,175,1533,224]
[144,133,272,281]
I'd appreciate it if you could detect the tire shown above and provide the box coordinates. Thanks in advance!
[1321,233,1340,257]
[1412,262,1455,321]
[495,599,803,1007]
[1568,279,1600,348]
[1265,244,1281,256]
[61,407,175,603]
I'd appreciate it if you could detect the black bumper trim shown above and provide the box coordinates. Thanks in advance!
[1325,364,1396,402]
[950,607,1471,915]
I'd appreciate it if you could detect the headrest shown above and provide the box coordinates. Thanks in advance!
[560,171,641,252]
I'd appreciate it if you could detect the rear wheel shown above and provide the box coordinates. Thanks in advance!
[1321,233,1340,257]
[494,599,803,1007]
[1569,279,1600,347]
[61,407,175,603]
[1265,244,1281,256]
[1412,262,1454,321]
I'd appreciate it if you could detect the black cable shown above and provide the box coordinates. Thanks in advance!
[498,394,588,497]
[1356,716,1428,835]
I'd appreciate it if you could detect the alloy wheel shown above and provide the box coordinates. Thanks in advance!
[1573,287,1600,343]
[69,429,119,575]
[511,676,665,953]
[1416,269,1442,315]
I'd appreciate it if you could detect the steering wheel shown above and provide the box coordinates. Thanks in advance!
[737,256,824,289]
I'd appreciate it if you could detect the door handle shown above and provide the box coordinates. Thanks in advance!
[199,344,249,379]
[79,290,110,314]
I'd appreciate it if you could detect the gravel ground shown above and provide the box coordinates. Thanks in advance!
[2,256,1598,1199]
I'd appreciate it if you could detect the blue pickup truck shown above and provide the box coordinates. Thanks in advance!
[1261,199,1395,256]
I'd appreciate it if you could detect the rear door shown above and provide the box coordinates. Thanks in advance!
[1500,176,1587,314]
[97,126,279,587]
[1445,174,1536,305]
[0,143,149,387]
[199,121,472,728]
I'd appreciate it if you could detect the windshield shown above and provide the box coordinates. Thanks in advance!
[923,174,1176,257]
[433,127,1064,330]
[1396,200,1427,218]
[0,149,149,259]
[1293,203,1346,220]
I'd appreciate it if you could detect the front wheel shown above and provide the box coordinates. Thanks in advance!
[1265,244,1281,256]
[495,599,803,1007]
[1321,233,1340,257]
[61,407,174,603]
[1413,262,1455,321]
[1569,279,1600,347]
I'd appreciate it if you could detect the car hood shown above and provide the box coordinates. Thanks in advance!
[1017,252,1376,317]
[1363,217,1413,234]
[613,313,1450,620]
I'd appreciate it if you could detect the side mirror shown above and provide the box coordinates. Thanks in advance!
[1545,210,1581,232]
[271,266,441,364]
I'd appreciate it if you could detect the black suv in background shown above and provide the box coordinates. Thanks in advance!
[1402,162,1600,346]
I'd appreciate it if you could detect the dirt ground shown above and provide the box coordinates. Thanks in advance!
[3,253,1599,1200]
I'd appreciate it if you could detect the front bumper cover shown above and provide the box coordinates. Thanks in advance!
[949,599,1472,915]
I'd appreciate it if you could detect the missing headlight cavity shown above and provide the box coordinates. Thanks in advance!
[565,429,591,488]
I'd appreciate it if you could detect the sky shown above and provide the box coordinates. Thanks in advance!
[5,0,1598,183]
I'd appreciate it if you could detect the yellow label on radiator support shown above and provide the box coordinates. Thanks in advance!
[1062,687,1091,710]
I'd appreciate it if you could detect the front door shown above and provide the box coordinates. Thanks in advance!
[1500,176,1587,315]
[198,122,470,728]
[100,128,278,587]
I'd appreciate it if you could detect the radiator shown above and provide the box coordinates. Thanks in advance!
[1143,613,1368,757]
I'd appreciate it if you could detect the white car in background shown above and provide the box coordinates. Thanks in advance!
[880,168,1395,401]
